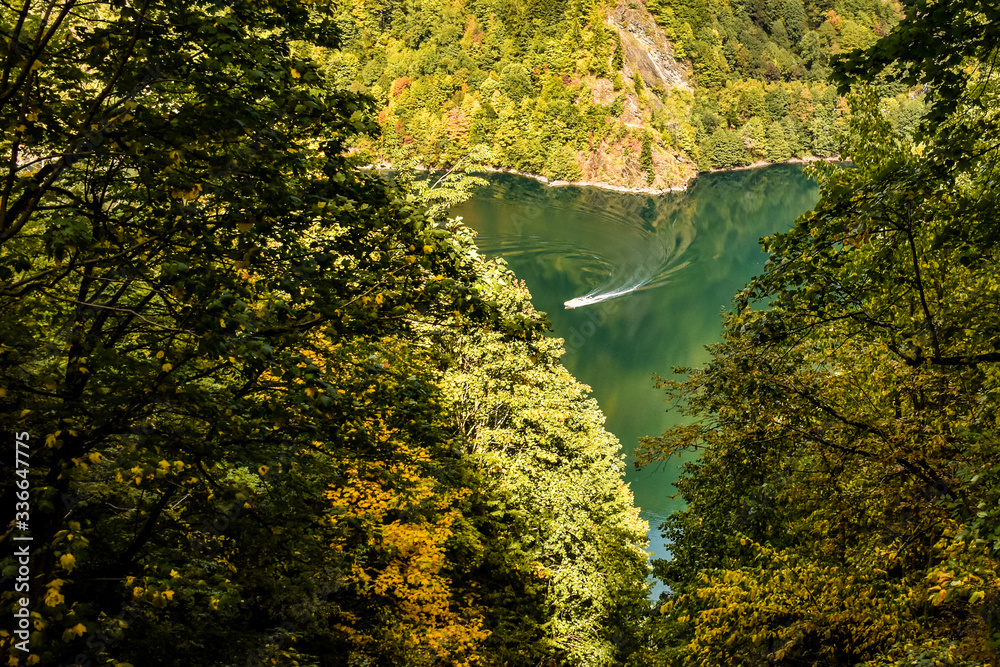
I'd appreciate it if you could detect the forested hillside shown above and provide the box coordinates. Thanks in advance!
[635,0,1000,663]
[0,2,648,665]
[5,0,1000,666]
[330,0,924,188]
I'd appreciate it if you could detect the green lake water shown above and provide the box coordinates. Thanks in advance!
[452,164,821,582]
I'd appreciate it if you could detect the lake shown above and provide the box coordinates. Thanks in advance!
[452,164,821,589]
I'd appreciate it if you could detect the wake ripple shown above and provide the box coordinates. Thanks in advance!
[452,174,699,308]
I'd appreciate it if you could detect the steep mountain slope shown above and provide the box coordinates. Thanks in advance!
[329,0,914,189]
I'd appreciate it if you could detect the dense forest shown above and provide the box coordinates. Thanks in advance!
[633,0,1000,662]
[331,0,924,188]
[0,2,648,665]
[2,0,1000,666]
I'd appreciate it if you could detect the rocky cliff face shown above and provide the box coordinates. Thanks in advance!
[608,0,690,94]
[569,0,696,191]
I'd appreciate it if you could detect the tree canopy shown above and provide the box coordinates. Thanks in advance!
[6,0,1000,664]
[636,0,1000,661]
[0,2,648,665]
[328,0,912,183]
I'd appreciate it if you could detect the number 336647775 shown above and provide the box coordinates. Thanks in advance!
[14,431,30,518]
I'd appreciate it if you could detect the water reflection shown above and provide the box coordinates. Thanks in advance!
[453,165,823,595]
[458,177,701,308]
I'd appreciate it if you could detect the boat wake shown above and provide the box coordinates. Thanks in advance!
[449,174,698,310]
[562,223,694,309]
[564,278,656,309]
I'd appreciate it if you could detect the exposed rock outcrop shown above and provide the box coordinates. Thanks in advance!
[608,0,690,93]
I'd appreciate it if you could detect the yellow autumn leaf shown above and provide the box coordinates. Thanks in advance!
[44,588,65,607]
[161,363,173,372]
[59,553,76,572]
[70,623,86,637]
[163,590,174,601]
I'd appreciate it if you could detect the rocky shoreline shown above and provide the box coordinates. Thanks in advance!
[705,155,846,174]
[369,155,845,196]
[478,165,691,194]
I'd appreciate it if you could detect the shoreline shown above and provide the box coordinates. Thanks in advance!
[705,154,846,175]
[478,165,691,195]
[368,154,845,196]
[367,161,690,194]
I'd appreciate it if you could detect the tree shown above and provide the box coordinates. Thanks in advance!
[641,132,656,183]
[781,0,807,45]
[498,62,535,104]
[765,119,792,161]
[764,83,790,121]
[441,264,651,667]
[0,4,659,665]
[637,84,1000,667]
[740,117,768,160]
[832,0,1000,172]
[0,2,527,664]
[701,127,751,169]
[807,112,839,156]
[395,144,497,221]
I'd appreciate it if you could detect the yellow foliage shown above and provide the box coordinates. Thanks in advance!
[326,438,488,664]
[44,587,65,608]
[58,554,76,573]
